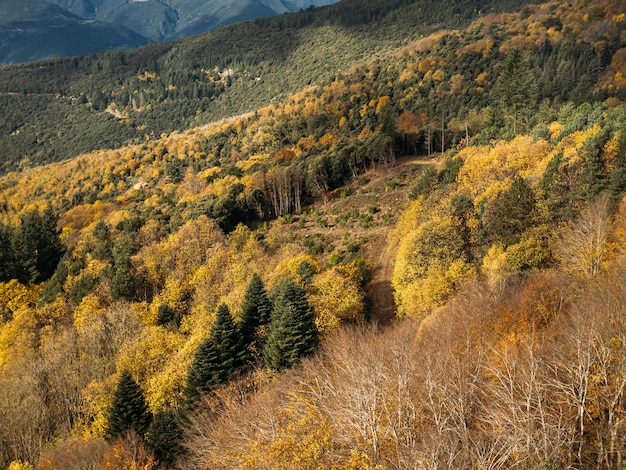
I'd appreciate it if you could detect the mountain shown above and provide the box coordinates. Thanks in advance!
[46,0,341,42]
[0,0,149,65]
[0,0,625,468]
[0,0,532,174]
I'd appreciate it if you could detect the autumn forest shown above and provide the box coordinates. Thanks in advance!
[1,0,626,468]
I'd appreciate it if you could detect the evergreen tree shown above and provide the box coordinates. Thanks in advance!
[92,219,112,261]
[184,304,245,407]
[264,277,318,372]
[0,222,15,282]
[184,336,221,407]
[35,207,64,281]
[9,208,65,284]
[106,370,152,440]
[12,211,39,284]
[110,235,136,300]
[238,273,271,362]
[210,303,245,371]
[485,175,536,247]
[145,409,184,466]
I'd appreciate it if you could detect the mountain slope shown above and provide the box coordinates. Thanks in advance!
[0,0,625,468]
[47,0,341,42]
[0,0,149,65]
[0,0,535,174]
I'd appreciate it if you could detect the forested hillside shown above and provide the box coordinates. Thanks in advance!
[0,0,626,468]
[0,0,528,174]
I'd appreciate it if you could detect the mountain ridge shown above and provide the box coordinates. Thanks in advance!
[0,0,150,64]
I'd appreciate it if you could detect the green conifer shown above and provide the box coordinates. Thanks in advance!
[264,277,318,371]
[145,409,184,466]
[184,304,245,407]
[184,336,221,407]
[238,273,271,362]
[106,369,152,440]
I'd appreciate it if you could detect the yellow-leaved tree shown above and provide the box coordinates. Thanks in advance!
[392,215,473,317]
[309,266,364,335]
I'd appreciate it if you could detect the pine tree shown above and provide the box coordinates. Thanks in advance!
[210,303,245,372]
[0,222,15,282]
[36,207,64,281]
[106,370,152,440]
[264,277,318,371]
[92,219,112,261]
[238,273,271,362]
[12,211,42,284]
[184,337,221,407]
[145,409,184,466]
[486,175,536,247]
[184,304,246,407]
[110,235,136,300]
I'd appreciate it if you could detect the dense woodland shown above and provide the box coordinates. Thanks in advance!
[0,0,531,174]
[1,0,626,468]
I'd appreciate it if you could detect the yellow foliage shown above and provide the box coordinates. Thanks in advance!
[81,376,117,436]
[242,403,333,470]
[561,125,601,165]
[73,294,105,331]
[36,296,70,326]
[319,133,339,146]
[0,307,38,366]
[146,357,189,411]
[344,450,374,469]
[151,277,190,317]
[389,197,423,248]
[432,68,445,81]
[393,213,474,318]
[117,326,185,410]
[270,253,321,288]
[209,174,241,197]
[375,96,391,114]
[309,268,364,335]
[549,122,564,140]
[198,166,221,180]
[417,56,438,72]
[456,135,551,199]
[0,280,41,314]
[8,461,34,470]
[475,71,489,87]
[601,131,621,173]
[396,259,474,318]
[482,243,508,288]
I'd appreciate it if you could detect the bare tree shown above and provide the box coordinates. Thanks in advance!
[558,193,612,279]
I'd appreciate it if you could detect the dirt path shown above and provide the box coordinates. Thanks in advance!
[367,228,397,325]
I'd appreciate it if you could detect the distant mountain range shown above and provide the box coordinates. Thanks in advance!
[0,0,148,64]
[0,0,339,65]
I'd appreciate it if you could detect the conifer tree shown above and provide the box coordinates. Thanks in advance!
[0,223,15,282]
[106,370,152,440]
[36,207,64,281]
[184,336,221,407]
[264,277,318,371]
[238,273,271,362]
[210,303,245,372]
[145,409,184,466]
[184,304,246,407]
[110,235,136,300]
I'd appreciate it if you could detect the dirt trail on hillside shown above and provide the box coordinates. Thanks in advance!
[364,155,437,325]
[367,229,397,325]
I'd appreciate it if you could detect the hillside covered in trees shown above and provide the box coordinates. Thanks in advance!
[1,0,626,468]
[0,0,530,174]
